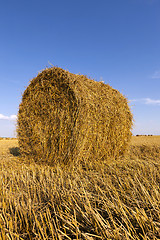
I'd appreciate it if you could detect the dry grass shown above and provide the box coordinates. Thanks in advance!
[131,136,160,147]
[0,136,160,239]
[17,67,132,164]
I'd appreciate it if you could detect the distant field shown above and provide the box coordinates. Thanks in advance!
[131,135,160,146]
[0,136,160,239]
[0,139,18,155]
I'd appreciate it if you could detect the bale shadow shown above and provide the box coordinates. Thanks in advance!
[9,147,20,156]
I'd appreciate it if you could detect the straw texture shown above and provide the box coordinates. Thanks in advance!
[17,67,133,164]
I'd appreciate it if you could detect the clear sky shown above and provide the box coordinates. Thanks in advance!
[0,0,160,137]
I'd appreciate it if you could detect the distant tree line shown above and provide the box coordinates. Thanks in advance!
[136,134,153,137]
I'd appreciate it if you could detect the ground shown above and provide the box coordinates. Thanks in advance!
[0,136,160,240]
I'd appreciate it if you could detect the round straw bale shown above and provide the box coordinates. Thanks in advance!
[17,67,133,164]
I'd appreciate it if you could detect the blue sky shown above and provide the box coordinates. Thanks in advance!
[0,0,160,137]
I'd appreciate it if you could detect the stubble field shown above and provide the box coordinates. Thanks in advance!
[0,136,160,239]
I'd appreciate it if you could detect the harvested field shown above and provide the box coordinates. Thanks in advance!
[0,136,160,239]
[131,135,160,146]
